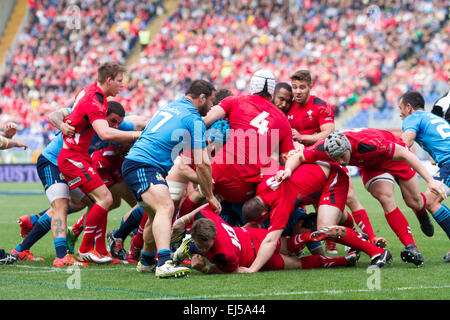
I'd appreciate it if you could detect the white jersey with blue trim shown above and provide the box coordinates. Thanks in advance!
[125,98,206,175]
[41,108,135,165]
[402,110,450,166]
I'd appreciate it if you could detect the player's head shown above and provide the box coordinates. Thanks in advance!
[206,119,230,145]
[106,100,125,129]
[398,91,425,120]
[242,196,270,224]
[290,69,312,105]
[250,69,276,99]
[214,89,233,105]
[324,131,352,165]
[97,62,127,97]
[273,82,293,113]
[186,80,216,116]
[190,218,216,253]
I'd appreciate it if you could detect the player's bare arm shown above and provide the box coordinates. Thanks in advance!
[400,130,416,148]
[48,108,75,137]
[202,104,226,127]
[276,149,305,181]
[239,229,283,273]
[392,144,447,199]
[91,118,140,143]
[0,135,27,150]
[300,122,335,145]
[193,147,221,213]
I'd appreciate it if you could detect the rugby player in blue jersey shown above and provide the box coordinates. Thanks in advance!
[122,79,221,278]
[399,90,450,262]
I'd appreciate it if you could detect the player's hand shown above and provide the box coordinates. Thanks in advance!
[14,140,28,150]
[276,168,292,182]
[428,180,447,200]
[3,122,17,138]
[61,120,75,137]
[292,128,302,142]
[207,196,222,214]
[236,266,255,274]
[191,254,207,272]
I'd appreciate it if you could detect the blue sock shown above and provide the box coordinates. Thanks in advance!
[140,250,156,266]
[157,249,171,266]
[54,237,67,259]
[432,204,450,239]
[114,206,144,240]
[19,213,52,251]
[29,208,49,226]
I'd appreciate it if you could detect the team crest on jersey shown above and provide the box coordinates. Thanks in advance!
[87,167,96,176]
[307,110,313,119]
[288,115,294,120]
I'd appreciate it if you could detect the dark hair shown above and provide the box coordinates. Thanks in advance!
[107,100,125,117]
[274,82,292,95]
[214,89,233,105]
[97,62,127,84]
[191,218,216,242]
[242,197,266,223]
[290,69,312,86]
[400,91,425,110]
[185,80,216,99]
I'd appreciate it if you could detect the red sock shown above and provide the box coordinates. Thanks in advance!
[79,204,107,253]
[385,207,416,247]
[72,212,87,237]
[132,214,148,249]
[414,193,427,217]
[300,255,350,269]
[332,227,383,258]
[178,196,202,217]
[287,233,311,253]
[94,213,108,256]
[351,209,376,239]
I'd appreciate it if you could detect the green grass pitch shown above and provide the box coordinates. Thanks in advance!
[0,179,448,301]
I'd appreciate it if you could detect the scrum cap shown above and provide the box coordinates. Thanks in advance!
[250,69,275,96]
[324,132,351,158]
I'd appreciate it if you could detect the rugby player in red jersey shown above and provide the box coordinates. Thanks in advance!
[171,206,359,274]
[203,69,295,204]
[278,73,385,252]
[278,128,448,266]
[57,62,141,264]
[287,69,334,146]
[238,162,391,272]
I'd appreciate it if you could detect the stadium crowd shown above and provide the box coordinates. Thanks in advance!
[0,0,449,133]
[0,0,165,128]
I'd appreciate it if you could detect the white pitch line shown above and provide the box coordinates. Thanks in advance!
[9,265,130,272]
[187,285,450,299]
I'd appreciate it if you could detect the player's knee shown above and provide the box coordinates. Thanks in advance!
[371,189,394,206]
[404,194,423,210]
[97,192,114,210]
